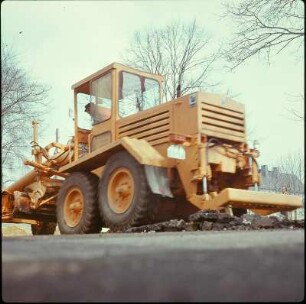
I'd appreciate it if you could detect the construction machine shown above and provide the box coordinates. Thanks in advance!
[2,63,303,234]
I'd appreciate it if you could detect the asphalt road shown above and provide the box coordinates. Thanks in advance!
[2,230,304,302]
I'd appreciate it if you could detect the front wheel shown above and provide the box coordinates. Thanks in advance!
[98,151,158,231]
[56,172,102,234]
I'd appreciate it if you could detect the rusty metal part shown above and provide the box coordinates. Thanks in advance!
[36,142,70,164]
[1,216,38,225]
[13,191,31,213]
[4,170,38,196]
[2,192,14,216]
[38,195,58,208]
[3,145,72,197]
[24,160,68,178]
[32,120,42,163]
[44,142,68,153]
[24,181,47,209]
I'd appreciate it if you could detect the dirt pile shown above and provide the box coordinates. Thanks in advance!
[112,211,304,233]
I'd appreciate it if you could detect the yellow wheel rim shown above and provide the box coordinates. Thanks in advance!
[64,187,84,227]
[107,168,135,214]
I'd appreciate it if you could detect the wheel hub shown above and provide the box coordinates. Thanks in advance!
[108,168,134,214]
[64,187,84,227]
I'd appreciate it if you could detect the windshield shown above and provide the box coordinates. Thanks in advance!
[77,72,112,129]
[118,71,160,117]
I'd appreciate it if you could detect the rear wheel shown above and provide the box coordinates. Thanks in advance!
[98,151,158,231]
[31,222,57,235]
[56,172,102,234]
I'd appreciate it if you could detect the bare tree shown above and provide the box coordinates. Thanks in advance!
[222,0,304,123]
[1,43,49,186]
[283,93,304,123]
[260,150,304,196]
[278,150,304,194]
[222,0,304,70]
[125,19,218,101]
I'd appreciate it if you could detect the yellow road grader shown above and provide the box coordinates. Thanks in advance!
[2,63,302,234]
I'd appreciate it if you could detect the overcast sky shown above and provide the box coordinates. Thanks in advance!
[1,0,304,170]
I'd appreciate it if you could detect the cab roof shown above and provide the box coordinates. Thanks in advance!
[71,62,164,93]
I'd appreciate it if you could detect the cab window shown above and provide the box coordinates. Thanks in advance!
[118,71,160,117]
[77,72,112,128]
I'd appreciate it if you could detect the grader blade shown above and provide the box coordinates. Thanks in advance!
[203,188,303,216]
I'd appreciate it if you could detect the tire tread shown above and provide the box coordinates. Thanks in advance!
[57,172,102,234]
[99,151,158,231]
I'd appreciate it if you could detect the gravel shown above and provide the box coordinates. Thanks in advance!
[113,211,304,233]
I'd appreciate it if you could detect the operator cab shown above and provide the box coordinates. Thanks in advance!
[71,63,164,160]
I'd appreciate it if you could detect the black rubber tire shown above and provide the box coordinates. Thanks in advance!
[56,172,102,234]
[31,222,57,235]
[98,151,158,231]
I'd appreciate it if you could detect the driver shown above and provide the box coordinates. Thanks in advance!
[85,102,111,124]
